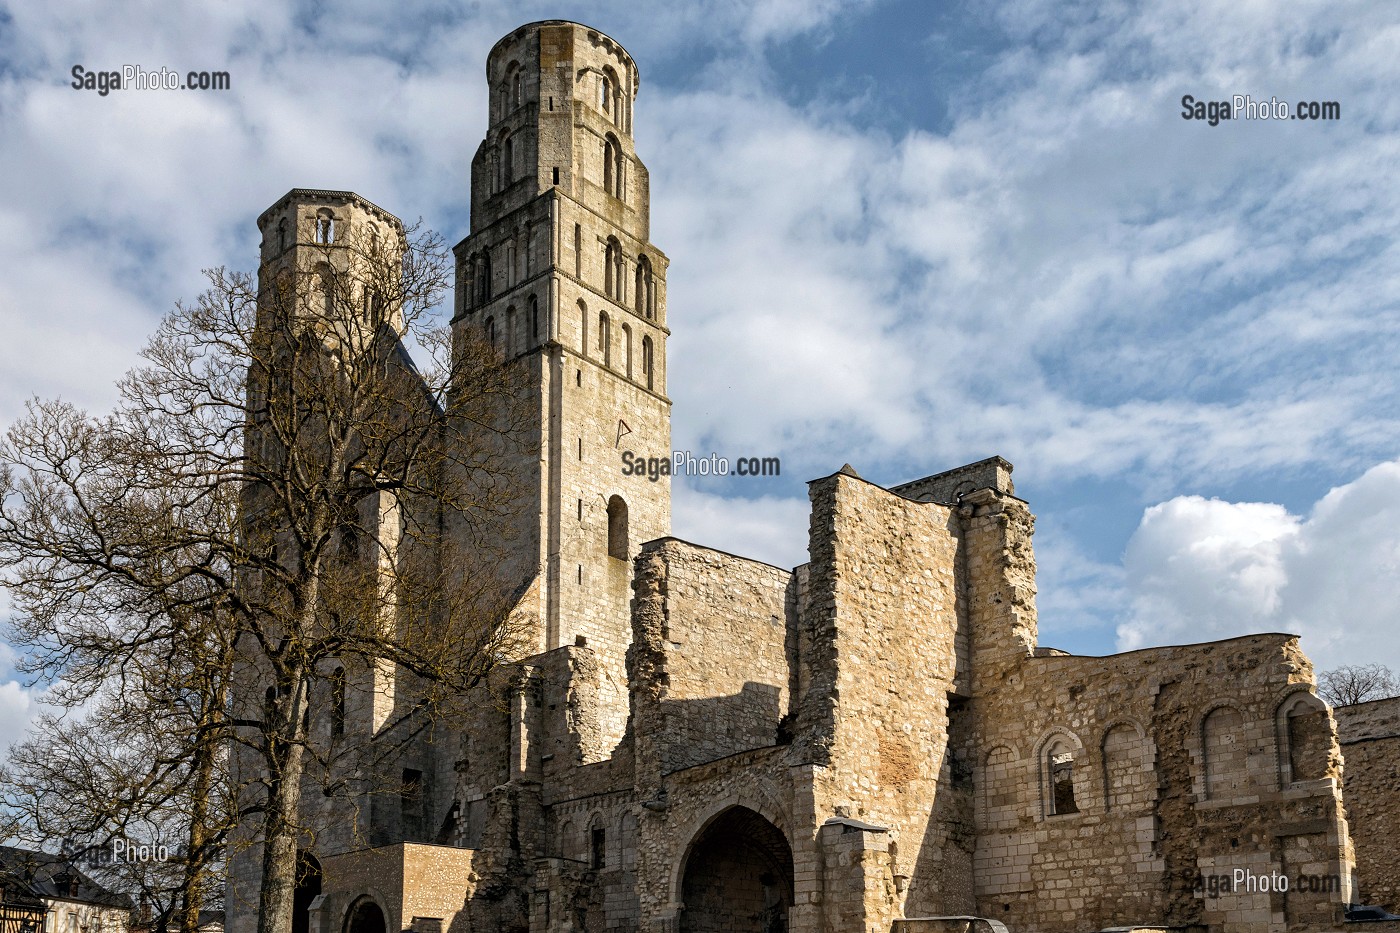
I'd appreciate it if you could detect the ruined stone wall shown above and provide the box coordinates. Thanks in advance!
[1335,697,1400,910]
[970,634,1352,933]
[538,791,642,931]
[627,539,815,933]
[640,539,792,774]
[960,489,1037,693]
[802,471,972,924]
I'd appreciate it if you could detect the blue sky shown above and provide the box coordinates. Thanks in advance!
[1,0,1398,748]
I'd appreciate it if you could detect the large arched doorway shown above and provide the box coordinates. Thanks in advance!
[292,852,322,933]
[343,898,386,933]
[679,806,793,933]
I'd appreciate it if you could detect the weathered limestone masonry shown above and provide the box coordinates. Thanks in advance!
[1334,698,1400,912]
[968,632,1352,933]
[227,20,1377,933]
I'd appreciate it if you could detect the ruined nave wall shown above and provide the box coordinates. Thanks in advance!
[971,633,1352,933]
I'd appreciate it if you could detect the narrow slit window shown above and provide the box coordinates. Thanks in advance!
[591,827,606,868]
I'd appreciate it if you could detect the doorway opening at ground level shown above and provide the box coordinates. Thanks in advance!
[343,897,386,933]
[679,806,793,933]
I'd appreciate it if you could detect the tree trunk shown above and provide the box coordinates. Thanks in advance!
[256,671,309,933]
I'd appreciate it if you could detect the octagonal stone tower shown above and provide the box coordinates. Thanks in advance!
[451,21,672,732]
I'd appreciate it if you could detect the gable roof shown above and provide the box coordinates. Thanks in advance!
[0,847,132,911]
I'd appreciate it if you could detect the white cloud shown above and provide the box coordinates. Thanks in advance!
[639,0,1400,493]
[0,679,40,754]
[671,482,811,570]
[1116,460,1400,672]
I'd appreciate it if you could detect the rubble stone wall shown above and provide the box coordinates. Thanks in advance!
[1335,697,1400,910]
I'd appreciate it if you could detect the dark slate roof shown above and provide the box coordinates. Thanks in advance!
[0,846,133,910]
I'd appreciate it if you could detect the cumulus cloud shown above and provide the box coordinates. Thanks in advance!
[0,680,40,753]
[1116,460,1400,671]
[672,482,811,570]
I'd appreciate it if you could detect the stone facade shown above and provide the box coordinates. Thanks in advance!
[1334,698,1400,913]
[226,19,1380,933]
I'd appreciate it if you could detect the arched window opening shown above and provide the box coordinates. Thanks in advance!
[641,336,654,390]
[635,255,655,318]
[1046,738,1079,815]
[622,323,633,379]
[476,251,493,305]
[315,209,335,245]
[512,70,522,107]
[484,316,496,347]
[501,135,514,188]
[605,238,624,301]
[603,135,623,198]
[591,826,606,869]
[505,306,517,355]
[598,311,611,367]
[505,243,516,287]
[607,495,628,560]
[602,68,622,123]
[578,299,589,354]
[330,667,345,737]
[277,218,288,253]
[530,295,540,342]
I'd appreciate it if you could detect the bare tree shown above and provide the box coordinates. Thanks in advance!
[0,213,535,933]
[0,603,235,933]
[1318,663,1400,707]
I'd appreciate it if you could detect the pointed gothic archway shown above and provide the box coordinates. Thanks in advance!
[678,806,793,933]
